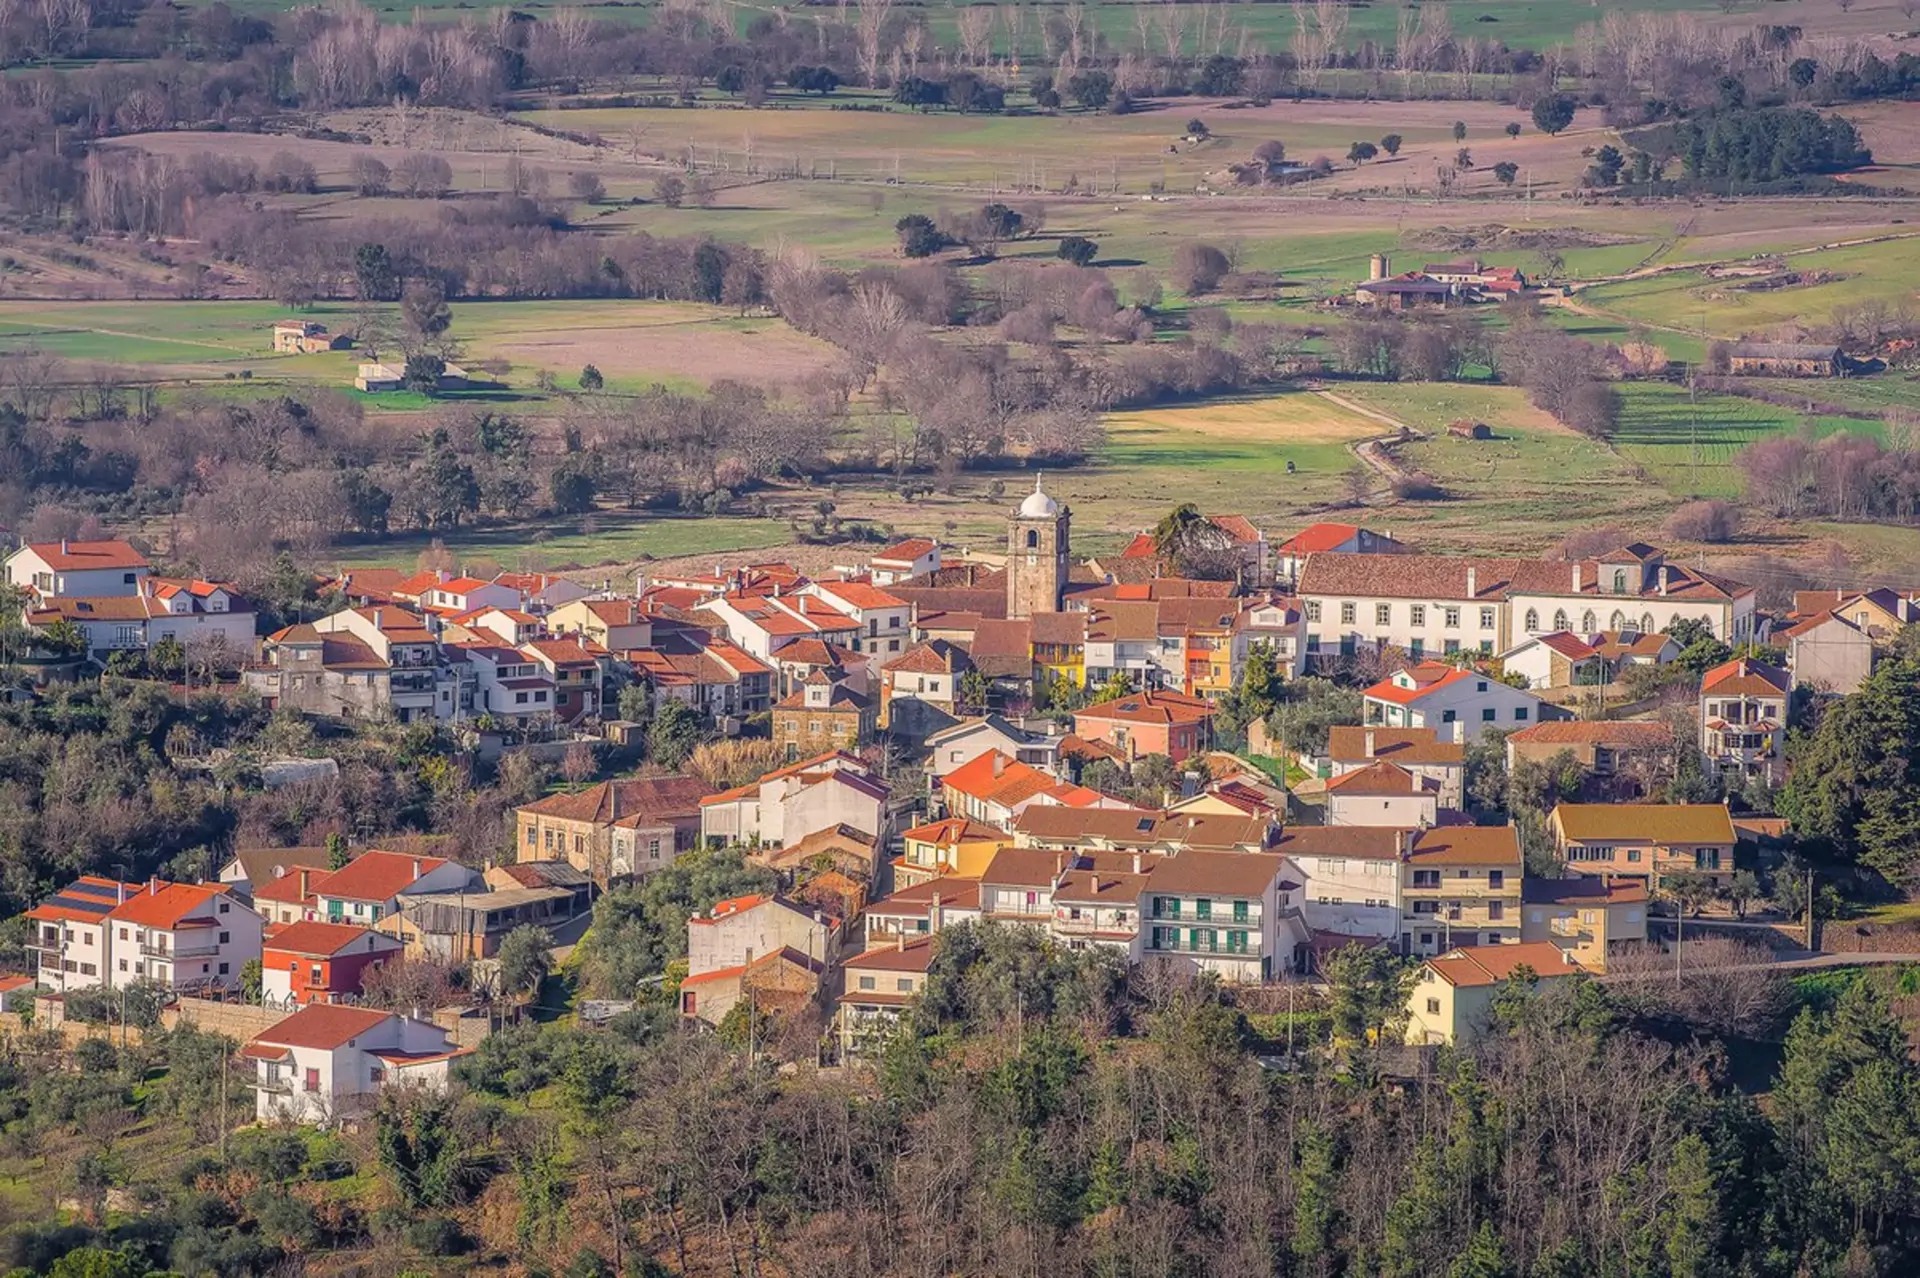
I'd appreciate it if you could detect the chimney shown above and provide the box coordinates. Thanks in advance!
[1132,851,1142,874]
[412,857,423,881]
[930,890,942,931]
[895,931,906,952]
[1466,566,1476,599]
[148,875,159,895]
[373,607,383,628]
[1364,729,1375,756]
[298,869,310,897]
[1659,566,1669,597]
[1571,563,1582,592]
[60,538,69,554]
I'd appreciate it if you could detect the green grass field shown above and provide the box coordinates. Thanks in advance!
[1610,382,1882,499]
[327,514,797,572]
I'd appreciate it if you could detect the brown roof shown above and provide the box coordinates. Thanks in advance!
[964,619,1033,677]
[776,637,861,668]
[844,935,939,973]
[1013,806,1272,851]
[227,845,334,888]
[518,775,710,825]
[1406,826,1520,867]
[491,860,592,890]
[1073,689,1215,727]
[870,878,983,916]
[1271,826,1406,862]
[1552,803,1737,845]
[1521,875,1648,906]
[1052,869,1149,905]
[1425,942,1579,987]
[1326,727,1464,766]
[981,846,1068,889]
[1326,760,1431,797]
[318,851,453,903]
[1301,551,1749,603]
[902,816,1004,845]
[264,920,394,958]
[1085,602,1159,643]
[1144,850,1286,897]
[1507,721,1675,748]
[884,638,970,675]
[1029,611,1089,645]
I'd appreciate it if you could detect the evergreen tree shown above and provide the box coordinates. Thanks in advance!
[1663,1134,1724,1278]
[1448,1221,1512,1278]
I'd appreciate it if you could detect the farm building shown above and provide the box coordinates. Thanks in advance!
[1355,274,1460,310]
[355,362,470,393]
[273,320,350,354]
[1725,342,1842,378]
[1447,421,1492,440]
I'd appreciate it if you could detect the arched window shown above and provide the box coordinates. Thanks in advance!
[1640,613,1655,635]
[1552,609,1569,631]
[1524,608,1539,633]
[1610,610,1627,632]
[1613,569,1628,593]
[1581,610,1598,632]
[1025,529,1039,549]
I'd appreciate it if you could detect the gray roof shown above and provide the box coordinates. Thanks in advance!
[1727,342,1841,359]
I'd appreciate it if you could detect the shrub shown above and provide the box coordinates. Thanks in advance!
[1170,242,1230,294]
[1665,499,1741,543]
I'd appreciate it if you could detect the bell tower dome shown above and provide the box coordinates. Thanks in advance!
[1007,475,1069,619]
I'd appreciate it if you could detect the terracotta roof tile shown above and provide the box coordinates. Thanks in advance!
[1426,942,1580,987]
[251,1004,395,1050]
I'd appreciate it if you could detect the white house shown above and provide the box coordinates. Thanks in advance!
[1232,595,1307,680]
[491,571,592,613]
[1323,761,1441,829]
[686,893,834,979]
[867,537,941,585]
[923,716,1062,780]
[1273,826,1406,943]
[104,881,261,994]
[1497,632,1607,690]
[803,579,914,659]
[24,876,143,993]
[1137,851,1304,982]
[1326,727,1464,811]
[978,846,1067,927]
[411,574,522,620]
[1362,661,1546,743]
[696,592,860,662]
[1699,657,1791,782]
[4,539,149,599]
[310,851,481,926]
[449,642,558,719]
[1274,522,1407,590]
[25,579,254,661]
[1506,545,1756,647]
[698,752,889,847]
[243,1005,469,1124]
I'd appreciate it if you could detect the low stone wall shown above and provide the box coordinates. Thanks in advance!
[0,1011,145,1048]
[1819,918,1920,955]
[1648,917,1809,952]
[162,998,290,1040]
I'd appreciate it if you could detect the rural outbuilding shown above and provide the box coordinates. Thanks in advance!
[1725,342,1842,377]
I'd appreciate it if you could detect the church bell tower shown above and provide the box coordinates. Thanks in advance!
[1006,475,1069,619]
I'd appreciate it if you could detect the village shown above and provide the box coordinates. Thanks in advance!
[0,470,1880,1125]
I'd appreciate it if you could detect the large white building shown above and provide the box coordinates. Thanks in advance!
[1297,543,1755,662]
[4,539,150,599]
[26,877,259,995]
[1361,662,1547,743]
[699,751,889,848]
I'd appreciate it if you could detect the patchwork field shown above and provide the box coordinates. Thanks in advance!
[1610,382,1883,499]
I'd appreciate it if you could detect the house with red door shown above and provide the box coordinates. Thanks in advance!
[262,921,403,1006]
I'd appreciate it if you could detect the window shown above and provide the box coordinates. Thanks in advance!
[1026,529,1039,548]
[1488,870,1504,889]
[1322,859,1345,876]
[647,838,661,860]
[1195,900,1212,921]
[1488,901,1505,921]
[1376,603,1391,625]
[218,962,229,975]
[1410,604,1426,626]
[1441,709,1457,723]
[219,931,230,944]
[1626,850,1642,863]
[1581,610,1597,632]
[1524,608,1540,633]
[1412,870,1441,888]
[1413,901,1439,915]
[1613,569,1628,593]
[218,901,229,914]
[1482,708,1496,721]
[1340,602,1356,625]
[515,692,529,705]
[896,978,914,992]
[1514,707,1530,721]
[1427,997,1442,1015]
[1480,607,1496,630]
[1410,639,1425,657]
[79,963,95,976]
[1305,601,1322,623]
[1640,613,1655,635]
[1444,639,1460,655]
[118,960,127,972]
[1476,680,1488,692]
[527,827,537,846]
[1553,609,1569,631]
[1610,610,1627,631]
[370,1067,385,1084]
[304,1069,320,1092]
[1443,607,1460,628]
[1233,899,1249,922]
[858,975,876,991]
[118,928,127,940]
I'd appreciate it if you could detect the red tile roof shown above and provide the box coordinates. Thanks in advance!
[1531,631,1599,660]
[21,539,149,571]
[1508,721,1674,747]
[105,882,231,930]
[1278,522,1361,554]
[264,920,392,957]
[316,851,450,903]
[940,751,1058,809]
[817,580,908,611]
[1073,689,1215,726]
[251,1004,395,1050]
[1701,657,1790,697]
[1426,942,1579,987]
[1326,727,1464,766]
[254,868,331,905]
[1326,760,1428,796]
[25,877,146,926]
[873,537,938,564]
[1362,662,1476,706]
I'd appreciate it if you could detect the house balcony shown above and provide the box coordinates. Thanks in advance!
[256,1072,293,1094]
[1403,901,1516,929]
[1144,930,1261,958]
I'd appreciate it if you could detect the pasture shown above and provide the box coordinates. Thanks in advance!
[1610,382,1881,499]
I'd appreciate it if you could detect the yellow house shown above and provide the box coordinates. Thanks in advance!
[1548,804,1737,890]
[1032,612,1087,689]
[1400,826,1522,957]
[1520,875,1648,972]
[1404,941,1585,1046]
[896,817,1011,888]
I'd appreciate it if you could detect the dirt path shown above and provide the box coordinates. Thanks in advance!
[1312,388,1423,487]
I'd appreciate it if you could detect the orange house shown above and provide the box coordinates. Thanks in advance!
[261,921,403,1006]
[1071,689,1217,763]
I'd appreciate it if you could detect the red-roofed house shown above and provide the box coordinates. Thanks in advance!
[262,921,403,1006]
[1404,942,1583,1046]
[699,592,860,661]
[548,597,654,652]
[879,639,973,740]
[678,947,825,1027]
[868,537,940,586]
[1362,662,1545,743]
[25,876,145,993]
[806,579,913,658]
[1274,523,1405,589]
[1498,631,1607,690]
[311,851,481,926]
[1700,657,1791,781]
[490,571,591,613]
[413,574,521,617]
[1071,689,1216,763]
[1324,761,1441,829]
[521,637,603,722]
[245,1005,468,1124]
[4,539,149,599]
[104,881,261,994]
[940,750,1073,831]
[1781,610,1873,695]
